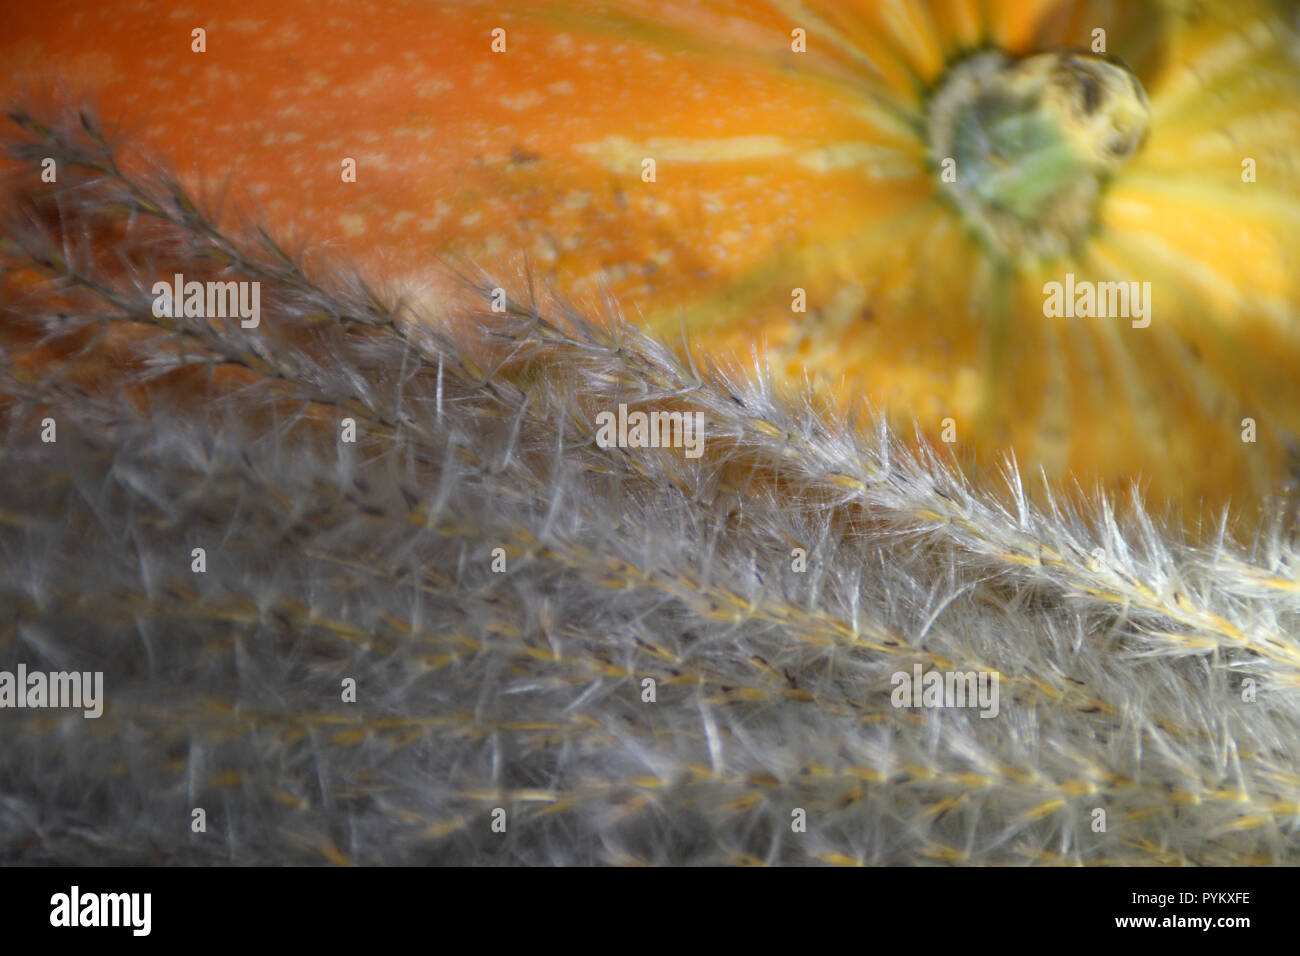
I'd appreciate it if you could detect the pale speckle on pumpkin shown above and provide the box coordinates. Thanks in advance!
[338,213,367,237]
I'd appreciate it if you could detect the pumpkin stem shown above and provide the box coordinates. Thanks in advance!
[927,50,1150,262]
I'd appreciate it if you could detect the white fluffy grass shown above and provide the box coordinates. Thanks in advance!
[1,108,1298,864]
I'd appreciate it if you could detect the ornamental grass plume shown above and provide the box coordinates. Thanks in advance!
[2,107,1300,865]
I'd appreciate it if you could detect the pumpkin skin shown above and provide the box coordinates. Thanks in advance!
[4,0,1300,532]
